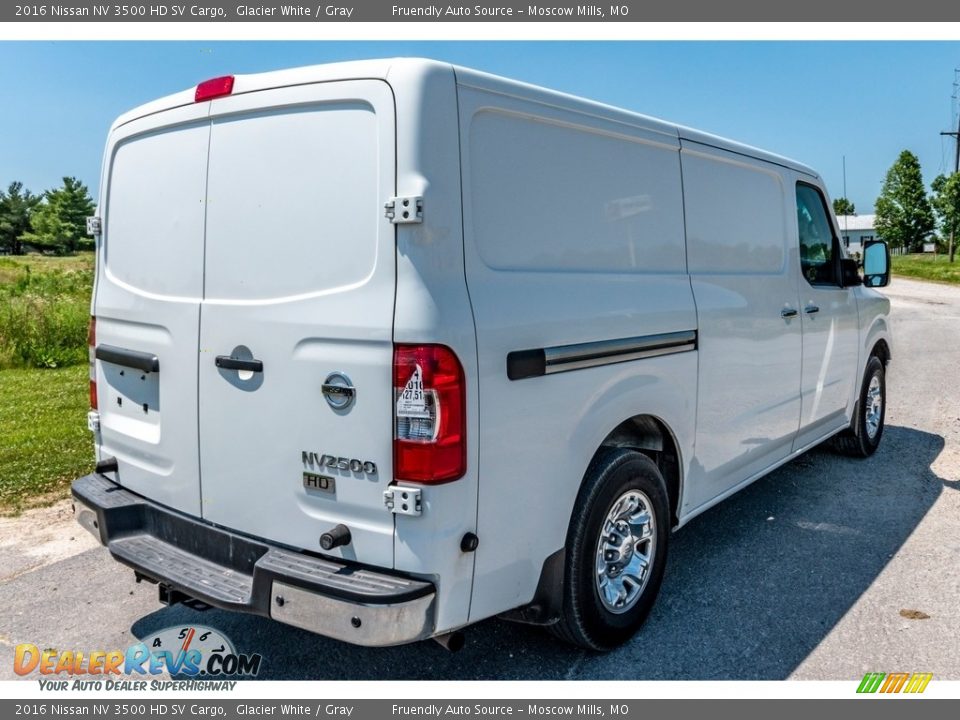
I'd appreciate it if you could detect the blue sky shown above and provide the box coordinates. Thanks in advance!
[1,41,959,213]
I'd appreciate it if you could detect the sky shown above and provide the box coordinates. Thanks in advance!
[1,40,959,214]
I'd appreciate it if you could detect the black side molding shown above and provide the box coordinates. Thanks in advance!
[95,344,159,373]
[507,330,697,381]
[506,349,547,381]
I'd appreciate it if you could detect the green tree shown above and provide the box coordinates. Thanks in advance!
[875,150,934,254]
[931,172,960,262]
[832,197,856,216]
[0,182,40,255]
[20,177,95,255]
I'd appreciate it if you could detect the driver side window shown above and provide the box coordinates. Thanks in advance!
[796,183,839,287]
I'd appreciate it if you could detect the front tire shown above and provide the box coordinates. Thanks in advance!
[550,448,670,651]
[833,354,886,458]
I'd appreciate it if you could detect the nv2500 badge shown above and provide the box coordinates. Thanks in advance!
[301,451,378,476]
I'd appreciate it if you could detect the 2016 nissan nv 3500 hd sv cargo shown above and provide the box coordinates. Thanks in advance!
[73,58,892,651]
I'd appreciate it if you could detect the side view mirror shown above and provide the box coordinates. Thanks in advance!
[862,240,891,288]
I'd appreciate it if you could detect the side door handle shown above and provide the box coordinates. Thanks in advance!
[805,305,820,314]
[215,356,263,373]
[780,308,798,318]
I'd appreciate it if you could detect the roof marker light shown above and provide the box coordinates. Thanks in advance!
[195,75,235,102]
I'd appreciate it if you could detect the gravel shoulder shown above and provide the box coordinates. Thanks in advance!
[0,500,98,586]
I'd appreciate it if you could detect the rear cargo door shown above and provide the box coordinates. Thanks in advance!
[95,103,210,516]
[197,81,397,568]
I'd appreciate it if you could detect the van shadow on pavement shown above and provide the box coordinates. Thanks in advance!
[132,425,945,680]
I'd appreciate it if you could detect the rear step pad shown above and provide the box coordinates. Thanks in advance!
[73,473,433,614]
[112,535,252,605]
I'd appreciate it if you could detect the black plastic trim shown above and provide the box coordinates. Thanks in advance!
[506,349,546,380]
[95,456,118,474]
[95,345,159,373]
[498,548,565,626]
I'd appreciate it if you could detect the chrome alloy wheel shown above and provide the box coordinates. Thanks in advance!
[595,490,656,614]
[865,373,883,440]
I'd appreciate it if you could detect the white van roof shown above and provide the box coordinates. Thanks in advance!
[110,58,399,130]
[452,63,819,179]
[111,57,820,180]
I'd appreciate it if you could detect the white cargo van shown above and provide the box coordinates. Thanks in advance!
[74,58,892,651]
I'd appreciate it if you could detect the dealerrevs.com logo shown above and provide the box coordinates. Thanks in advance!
[14,625,262,690]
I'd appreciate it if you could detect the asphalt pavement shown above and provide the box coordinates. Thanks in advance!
[2,276,958,681]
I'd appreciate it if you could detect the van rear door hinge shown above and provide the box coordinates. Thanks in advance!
[384,485,422,516]
[86,216,102,236]
[385,196,423,224]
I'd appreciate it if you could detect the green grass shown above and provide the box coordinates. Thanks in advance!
[0,253,93,369]
[891,253,960,285]
[0,254,94,511]
[0,364,92,514]
[0,253,94,277]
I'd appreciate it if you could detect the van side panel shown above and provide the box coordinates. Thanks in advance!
[388,61,480,634]
[680,142,802,512]
[457,83,698,622]
[94,102,211,516]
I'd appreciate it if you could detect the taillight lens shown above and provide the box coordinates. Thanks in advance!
[393,344,466,483]
[88,316,97,410]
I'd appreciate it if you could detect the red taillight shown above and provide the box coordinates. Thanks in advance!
[393,344,466,484]
[88,316,97,410]
[195,75,234,102]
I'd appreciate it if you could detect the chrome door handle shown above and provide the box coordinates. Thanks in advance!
[805,305,820,314]
[781,308,798,318]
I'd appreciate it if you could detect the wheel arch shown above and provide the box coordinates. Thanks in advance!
[863,315,892,371]
[871,337,891,366]
[598,414,684,528]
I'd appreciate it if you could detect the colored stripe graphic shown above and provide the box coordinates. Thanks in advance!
[857,672,932,694]
[904,673,933,694]
[857,672,885,693]
[881,672,908,693]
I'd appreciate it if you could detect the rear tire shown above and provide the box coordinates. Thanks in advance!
[550,448,669,651]
[832,355,886,458]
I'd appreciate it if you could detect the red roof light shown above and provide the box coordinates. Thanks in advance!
[195,75,234,102]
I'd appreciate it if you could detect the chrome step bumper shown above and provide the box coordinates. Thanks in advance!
[71,473,435,647]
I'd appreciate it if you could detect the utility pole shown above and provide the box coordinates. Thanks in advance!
[940,70,960,262]
[842,155,848,242]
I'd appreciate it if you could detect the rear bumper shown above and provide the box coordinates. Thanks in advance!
[71,473,436,647]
